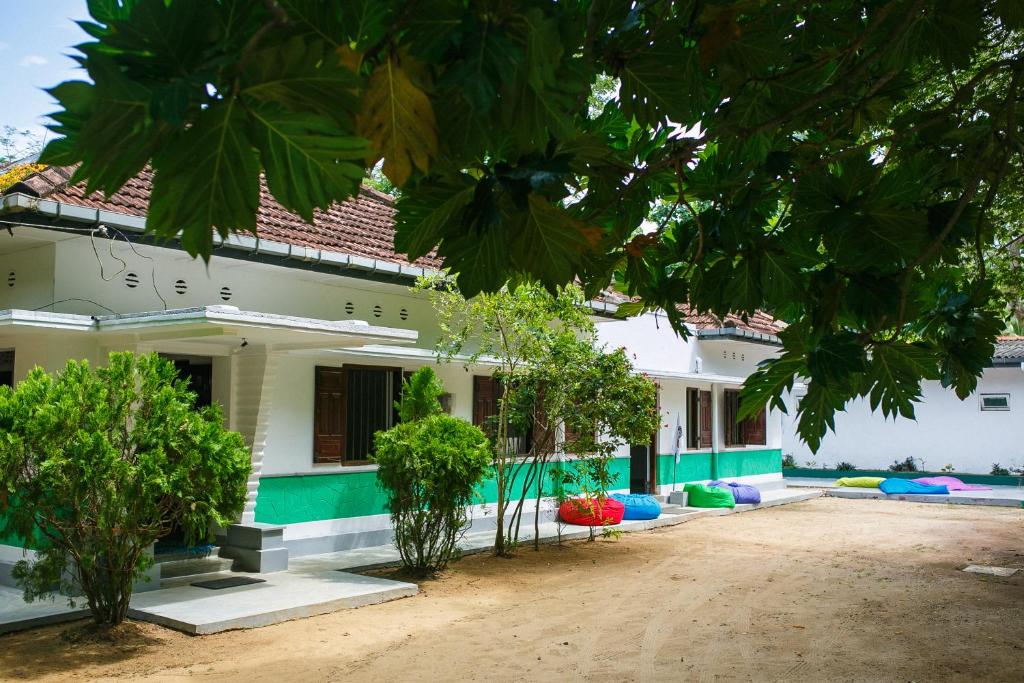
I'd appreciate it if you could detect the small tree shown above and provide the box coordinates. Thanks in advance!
[396,366,445,422]
[419,275,657,553]
[0,352,250,627]
[373,411,490,576]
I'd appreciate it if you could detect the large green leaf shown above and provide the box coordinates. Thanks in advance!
[510,194,595,289]
[242,37,359,123]
[619,40,701,127]
[248,103,367,222]
[148,100,261,257]
[868,342,938,419]
[394,178,477,260]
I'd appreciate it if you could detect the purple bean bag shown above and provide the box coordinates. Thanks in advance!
[708,480,762,505]
[912,476,990,491]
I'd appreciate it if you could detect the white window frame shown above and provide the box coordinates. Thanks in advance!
[980,393,1011,412]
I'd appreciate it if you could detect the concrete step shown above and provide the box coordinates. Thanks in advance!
[157,554,234,580]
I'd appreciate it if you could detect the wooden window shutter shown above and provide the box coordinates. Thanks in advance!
[473,375,500,432]
[742,405,767,446]
[686,388,700,449]
[699,390,712,448]
[314,366,346,464]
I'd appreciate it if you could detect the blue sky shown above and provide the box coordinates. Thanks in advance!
[1,1,90,142]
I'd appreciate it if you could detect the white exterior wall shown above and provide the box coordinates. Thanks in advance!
[782,367,1024,474]
[596,312,784,455]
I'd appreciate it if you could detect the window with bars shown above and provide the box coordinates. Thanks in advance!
[472,374,537,455]
[724,389,767,447]
[0,350,13,388]
[314,365,402,464]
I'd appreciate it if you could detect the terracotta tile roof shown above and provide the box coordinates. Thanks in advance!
[995,336,1024,363]
[7,165,786,333]
[591,288,785,334]
[6,165,440,269]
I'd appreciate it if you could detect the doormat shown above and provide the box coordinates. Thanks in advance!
[191,576,267,590]
[962,565,1019,577]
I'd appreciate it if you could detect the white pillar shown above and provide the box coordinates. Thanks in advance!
[230,346,279,524]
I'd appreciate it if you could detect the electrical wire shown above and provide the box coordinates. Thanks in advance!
[31,298,116,314]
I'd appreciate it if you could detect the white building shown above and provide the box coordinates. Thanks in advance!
[782,339,1024,475]
[0,165,785,577]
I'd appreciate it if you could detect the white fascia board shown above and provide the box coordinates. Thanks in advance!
[634,366,747,385]
[331,344,500,366]
[0,309,96,331]
[94,306,418,343]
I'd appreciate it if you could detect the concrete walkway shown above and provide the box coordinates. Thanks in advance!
[291,487,821,574]
[786,477,1024,507]
[0,487,819,636]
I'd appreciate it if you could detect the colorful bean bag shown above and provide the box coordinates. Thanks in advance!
[683,483,736,508]
[912,476,991,491]
[559,497,625,526]
[708,480,762,504]
[835,476,886,488]
[611,493,662,520]
[878,478,949,495]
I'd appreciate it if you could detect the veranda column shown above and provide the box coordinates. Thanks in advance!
[710,383,721,480]
[230,345,280,524]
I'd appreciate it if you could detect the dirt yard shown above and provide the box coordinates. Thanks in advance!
[2,497,1023,682]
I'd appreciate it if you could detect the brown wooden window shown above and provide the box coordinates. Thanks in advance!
[314,365,402,464]
[724,389,767,447]
[472,374,533,455]
[686,388,700,449]
[699,389,712,448]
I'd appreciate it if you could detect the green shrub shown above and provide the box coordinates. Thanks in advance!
[373,414,490,575]
[781,454,797,469]
[888,457,919,472]
[0,353,250,627]
[991,463,1010,476]
[396,366,445,422]
[835,461,856,471]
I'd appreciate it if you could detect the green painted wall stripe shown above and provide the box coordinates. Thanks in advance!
[255,458,634,526]
[656,449,782,485]
[785,468,1024,487]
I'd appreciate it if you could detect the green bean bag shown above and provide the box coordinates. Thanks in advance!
[834,476,885,488]
[683,483,735,508]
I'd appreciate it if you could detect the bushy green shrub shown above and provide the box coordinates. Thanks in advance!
[991,463,1010,476]
[373,414,490,575]
[781,454,797,468]
[888,457,919,472]
[0,353,250,627]
[396,366,445,422]
[835,461,857,471]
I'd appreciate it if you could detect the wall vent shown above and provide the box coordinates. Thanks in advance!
[344,301,355,315]
[174,279,188,295]
[125,272,140,288]
[219,286,232,302]
[372,304,383,318]
[399,307,409,321]
[6,272,13,288]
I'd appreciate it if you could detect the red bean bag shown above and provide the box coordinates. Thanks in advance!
[559,497,625,526]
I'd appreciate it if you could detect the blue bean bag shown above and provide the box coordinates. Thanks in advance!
[878,478,949,495]
[708,480,762,505]
[611,493,662,520]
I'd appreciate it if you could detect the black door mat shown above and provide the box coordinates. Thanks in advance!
[191,576,266,590]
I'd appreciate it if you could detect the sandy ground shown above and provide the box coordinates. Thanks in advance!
[2,497,1023,682]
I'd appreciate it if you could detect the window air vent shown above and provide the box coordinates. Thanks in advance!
[125,272,140,288]
[6,272,13,288]
[372,304,383,318]
[980,394,1010,412]
[399,308,409,321]
[174,279,188,295]
[219,286,232,302]
[344,302,355,315]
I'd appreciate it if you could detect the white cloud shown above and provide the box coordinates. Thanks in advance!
[19,55,48,67]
